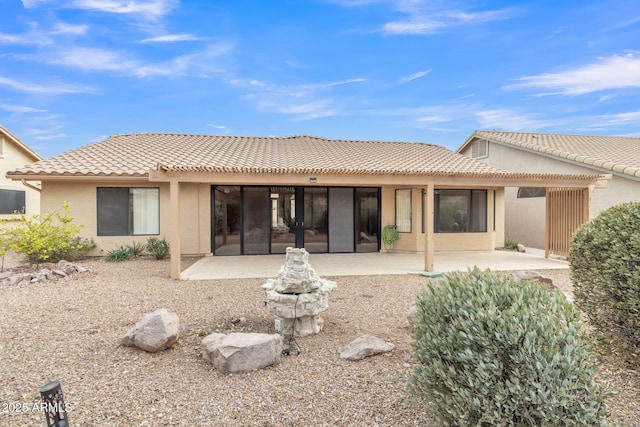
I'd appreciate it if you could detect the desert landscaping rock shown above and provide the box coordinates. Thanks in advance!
[201,332,282,373]
[0,257,637,426]
[0,259,88,287]
[121,308,180,352]
[339,335,395,360]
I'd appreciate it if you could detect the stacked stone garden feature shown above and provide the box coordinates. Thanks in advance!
[262,247,336,337]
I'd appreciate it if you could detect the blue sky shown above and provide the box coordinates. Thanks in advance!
[1,0,639,158]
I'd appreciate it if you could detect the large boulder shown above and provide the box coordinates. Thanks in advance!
[339,335,395,361]
[201,332,282,373]
[121,309,180,352]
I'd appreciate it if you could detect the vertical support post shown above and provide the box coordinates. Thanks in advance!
[170,179,181,280]
[424,184,434,272]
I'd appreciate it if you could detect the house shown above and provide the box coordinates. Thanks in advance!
[458,130,638,253]
[0,125,42,217]
[6,133,607,278]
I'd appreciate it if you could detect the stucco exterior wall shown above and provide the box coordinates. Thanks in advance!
[40,181,211,256]
[37,180,504,257]
[1,136,40,217]
[461,141,640,248]
[381,185,502,252]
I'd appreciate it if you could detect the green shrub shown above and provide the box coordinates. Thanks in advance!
[0,202,85,266]
[126,241,146,257]
[146,237,169,260]
[106,246,135,262]
[504,236,518,250]
[410,268,607,426]
[570,201,640,362]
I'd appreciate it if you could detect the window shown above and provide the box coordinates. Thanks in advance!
[471,140,488,158]
[395,189,412,233]
[435,189,487,233]
[0,189,25,214]
[97,187,159,236]
[517,187,546,198]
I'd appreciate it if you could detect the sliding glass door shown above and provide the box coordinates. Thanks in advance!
[212,186,379,255]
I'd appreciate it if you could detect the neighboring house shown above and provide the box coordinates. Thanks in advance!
[6,133,606,278]
[458,130,638,252]
[0,125,42,218]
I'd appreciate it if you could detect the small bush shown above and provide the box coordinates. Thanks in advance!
[106,246,135,262]
[126,241,146,257]
[0,202,85,266]
[570,201,640,362]
[410,268,607,426]
[146,237,169,260]
[504,236,518,250]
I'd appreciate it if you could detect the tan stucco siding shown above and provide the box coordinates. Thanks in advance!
[1,138,40,217]
[40,181,173,255]
[465,141,639,248]
[38,179,505,257]
[381,185,503,252]
[178,183,211,255]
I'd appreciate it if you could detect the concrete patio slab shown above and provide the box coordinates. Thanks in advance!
[180,248,568,280]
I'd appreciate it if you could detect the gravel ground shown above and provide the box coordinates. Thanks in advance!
[1,255,638,426]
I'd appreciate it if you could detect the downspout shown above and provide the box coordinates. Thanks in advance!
[21,179,41,193]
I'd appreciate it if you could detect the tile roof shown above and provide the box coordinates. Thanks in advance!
[466,130,640,178]
[8,133,515,178]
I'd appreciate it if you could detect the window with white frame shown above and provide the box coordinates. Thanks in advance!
[97,187,160,236]
[471,140,488,158]
[395,189,412,233]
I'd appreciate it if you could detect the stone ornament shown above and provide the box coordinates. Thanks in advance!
[262,247,337,337]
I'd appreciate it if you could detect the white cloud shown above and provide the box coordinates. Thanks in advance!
[48,47,140,71]
[507,54,640,95]
[31,42,233,77]
[140,33,201,43]
[207,124,232,134]
[397,70,431,84]
[22,0,178,19]
[598,110,640,125]
[382,3,517,35]
[476,109,553,131]
[0,76,96,94]
[132,43,234,76]
[237,77,366,120]
[52,23,89,35]
[0,105,47,113]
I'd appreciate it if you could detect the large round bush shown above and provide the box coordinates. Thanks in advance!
[410,268,607,426]
[570,201,640,357]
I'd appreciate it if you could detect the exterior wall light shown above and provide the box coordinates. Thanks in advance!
[309,177,317,183]
[39,380,69,427]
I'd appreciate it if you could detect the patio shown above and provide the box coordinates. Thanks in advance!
[180,248,569,280]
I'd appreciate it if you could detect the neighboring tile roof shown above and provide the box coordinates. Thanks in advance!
[464,130,640,178]
[8,133,516,178]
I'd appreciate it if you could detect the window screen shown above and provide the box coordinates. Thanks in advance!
[0,189,26,214]
[395,189,412,233]
[97,187,159,236]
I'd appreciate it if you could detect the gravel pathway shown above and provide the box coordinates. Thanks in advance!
[0,257,637,426]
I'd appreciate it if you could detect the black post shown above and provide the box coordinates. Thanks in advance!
[39,380,69,427]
